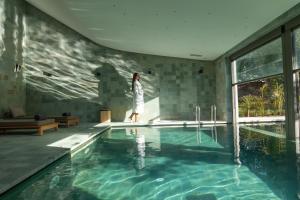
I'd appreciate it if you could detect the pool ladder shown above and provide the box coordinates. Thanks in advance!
[211,104,217,124]
[195,105,201,123]
[195,105,217,123]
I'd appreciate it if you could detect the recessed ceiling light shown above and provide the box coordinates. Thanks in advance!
[88,28,104,31]
[190,54,202,57]
[97,37,123,43]
[70,8,87,11]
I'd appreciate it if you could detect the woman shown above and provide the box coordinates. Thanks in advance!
[129,73,144,122]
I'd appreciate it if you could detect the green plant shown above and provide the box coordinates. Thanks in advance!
[258,84,268,115]
[259,83,268,99]
[272,82,284,115]
[255,96,265,116]
[240,95,256,117]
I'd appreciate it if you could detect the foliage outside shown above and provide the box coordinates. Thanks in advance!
[238,76,285,117]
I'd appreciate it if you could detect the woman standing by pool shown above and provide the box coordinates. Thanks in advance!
[129,73,144,122]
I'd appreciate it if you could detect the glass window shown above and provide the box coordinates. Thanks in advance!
[293,28,300,121]
[234,38,283,83]
[293,28,300,69]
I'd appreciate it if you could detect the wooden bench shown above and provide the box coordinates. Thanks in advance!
[53,116,80,127]
[0,119,59,136]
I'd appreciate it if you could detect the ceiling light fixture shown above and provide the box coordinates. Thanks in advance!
[88,28,104,31]
[190,54,202,57]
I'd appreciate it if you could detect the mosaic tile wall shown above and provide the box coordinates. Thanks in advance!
[0,0,26,118]
[23,4,216,122]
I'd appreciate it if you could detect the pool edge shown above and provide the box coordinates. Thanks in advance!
[0,126,111,196]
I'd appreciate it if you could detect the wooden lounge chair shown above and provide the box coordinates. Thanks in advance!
[52,116,80,127]
[0,119,58,136]
[8,106,79,128]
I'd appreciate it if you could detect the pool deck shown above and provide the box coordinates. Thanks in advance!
[0,120,228,195]
[238,116,285,123]
[108,120,227,127]
[0,123,110,195]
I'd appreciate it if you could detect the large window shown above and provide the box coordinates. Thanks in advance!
[231,15,300,140]
[233,38,283,84]
[232,37,285,120]
[293,28,300,133]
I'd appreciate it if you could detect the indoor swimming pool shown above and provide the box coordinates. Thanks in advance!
[1,124,298,200]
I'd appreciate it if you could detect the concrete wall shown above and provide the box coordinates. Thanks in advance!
[214,58,228,121]
[214,57,232,122]
[23,4,216,122]
[0,0,26,117]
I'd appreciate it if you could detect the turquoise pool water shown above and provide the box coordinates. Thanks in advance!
[1,125,299,200]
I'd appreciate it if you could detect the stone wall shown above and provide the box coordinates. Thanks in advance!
[0,0,26,117]
[23,4,216,122]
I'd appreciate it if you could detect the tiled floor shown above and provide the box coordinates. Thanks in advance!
[0,123,109,195]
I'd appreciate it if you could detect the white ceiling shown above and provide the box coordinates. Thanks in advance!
[26,0,300,60]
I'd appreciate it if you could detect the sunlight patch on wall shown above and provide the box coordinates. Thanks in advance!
[23,19,158,106]
[23,21,102,102]
[0,0,5,57]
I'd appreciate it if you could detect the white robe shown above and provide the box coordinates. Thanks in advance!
[133,80,144,114]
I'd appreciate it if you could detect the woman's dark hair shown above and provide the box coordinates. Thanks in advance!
[132,73,139,91]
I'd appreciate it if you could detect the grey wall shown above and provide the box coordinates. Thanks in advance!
[215,58,228,121]
[0,0,26,117]
[23,4,216,122]
[214,57,232,122]
[24,4,105,122]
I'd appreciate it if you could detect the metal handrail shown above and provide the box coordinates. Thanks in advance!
[211,105,217,124]
[195,105,201,123]
[195,106,198,122]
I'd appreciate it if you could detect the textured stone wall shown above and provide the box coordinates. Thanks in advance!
[24,4,105,122]
[0,0,26,117]
[23,4,216,122]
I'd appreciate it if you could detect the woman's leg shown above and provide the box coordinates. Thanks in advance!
[129,113,134,120]
[134,114,139,122]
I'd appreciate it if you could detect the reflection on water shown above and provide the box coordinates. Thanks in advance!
[135,129,145,170]
[1,124,300,200]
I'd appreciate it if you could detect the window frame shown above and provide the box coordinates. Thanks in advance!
[229,13,300,140]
